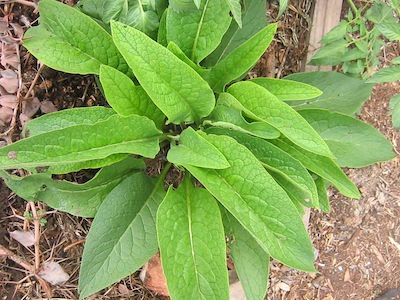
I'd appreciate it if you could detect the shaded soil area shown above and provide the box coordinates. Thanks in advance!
[0,0,400,299]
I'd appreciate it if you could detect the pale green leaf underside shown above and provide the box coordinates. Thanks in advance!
[184,134,315,272]
[99,65,165,128]
[207,128,319,207]
[0,157,144,217]
[299,109,395,168]
[271,138,360,198]
[250,77,322,101]
[157,178,229,300]
[227,82,333,158]
[0,114,161,169]
[23,0,128,75]
[111,21,215,124]
[79,172,165,298]
[166,0,232,63]
[225,0,242,28]
[224,211,269,300]
[167,128,230,169]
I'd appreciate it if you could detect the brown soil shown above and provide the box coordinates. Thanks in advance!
[0,1,399,299]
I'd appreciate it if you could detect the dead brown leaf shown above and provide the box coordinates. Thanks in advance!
[0,94,18,108]
[40,100,57,114]
[9,230,35,247]
[38,262,70,285]
[0,105,13,123]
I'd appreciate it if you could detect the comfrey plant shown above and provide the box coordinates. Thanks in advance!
[0,0,395,298]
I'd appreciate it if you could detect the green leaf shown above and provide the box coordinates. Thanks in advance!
[23,107,116,137]
[277,0,288,17]
[157,8,168,46]
[285,72,373,115]
[125,4,159,35]
[223,210,269,300]
[166,0,232,63]
[157,178,229,300]
[250,77,322,101]
[111,21,215,124]
[75,0,126,24]
[169,0,198,11]
[204,0,267,66]
[79,172,166,298]
[0,157,144,217]
[227,82,333,158]
[207,128,319,207]
[271,138,360,198]
[23,0,128,75]
[299,109,395,168]
[167,42,209,76]
[0,114,161,170]
[389,94,400,129]
[167,128,230,169]
[99,65,165,127]
[309,39,348,66]
[367,65,400,83]
[391,56,400,64]
[315,175,330,213]
[225,0,242,28]
[205,24,277,92]
[207,105,281,140]
[320,20,348,44]
[184,134,316,272]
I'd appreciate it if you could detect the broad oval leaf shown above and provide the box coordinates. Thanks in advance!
[157,178,229,300]
[250,78,322,101]
[227,82,333,158]
[166,0,232,63]
[111,21,215,124]
[0,114,161,169]
[298,109,396,168]
[79,172,166,298]
[206,24,277,92]
[99,65,165,128]
[184,134,316,272]
[167,127,230,169]
[23,0,128,75]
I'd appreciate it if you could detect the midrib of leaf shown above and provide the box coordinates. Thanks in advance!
[191,0,210,61]
[185,181,206,299]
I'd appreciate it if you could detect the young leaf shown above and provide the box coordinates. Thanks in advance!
[206,24,277,92]
[0,157,144,217]
[167,128,230,169]
[157,178,229,300]
[125,4,160,35]
[367,65,400,83]
[223,210,269,300]
[157,8,168,46]
[75,0,127,24]
[166,0,232,63]
[315,175,330,213]
[79,172,166,298]
[207,128,319,207]
[204,0,267,66]
[184,134,316,272]
[111,21,215,124]
[389,94,400,129]
[208,105,281,140]
[298,109,396,168]
[0,114,161,169]
[23,0,128,75]
[308,39,348,66]
[319,20,348,44]
[271,138,360,199]
[250,78,322,101]
[225,0,242,28]
[227,82,333,158]
[167,42,209,76]
[99,65,165,128]
[285,72,373,115]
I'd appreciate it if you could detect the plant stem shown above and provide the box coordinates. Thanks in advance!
[346,0,358,15]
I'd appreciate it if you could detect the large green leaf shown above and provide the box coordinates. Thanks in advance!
[0,157,144,217]
[285,72,373,115]
[99,65,165,128]
[0,114,161,169]
[204,0,267,66]
[111,21,215,124]
[205,24,276,92]
[23,0,128,75]
[79,172,166,298]
[223,210,269,300]
[227,82,333,158]
[167,128,229,169]
[367,65,400,83]
[298,109,395,168]
[271,138,360,198]
[166,0,231,63]
[184,134,315,272]
[157,178,229,300]
[207,128,319,207]
[207,105,280,140]
[250,78,322,101]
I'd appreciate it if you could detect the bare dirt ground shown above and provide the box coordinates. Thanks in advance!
[0,0,399,299]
